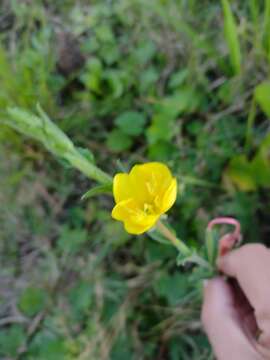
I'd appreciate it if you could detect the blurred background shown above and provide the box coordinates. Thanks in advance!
[0,0,270,359]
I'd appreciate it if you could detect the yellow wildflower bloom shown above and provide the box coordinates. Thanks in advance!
[111,162,177,235]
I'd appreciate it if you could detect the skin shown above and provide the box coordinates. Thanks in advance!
[201,244,270,360]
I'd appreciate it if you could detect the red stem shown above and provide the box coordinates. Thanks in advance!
[207,217,241,243]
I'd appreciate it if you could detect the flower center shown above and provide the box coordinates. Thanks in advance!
[143,203,155,215]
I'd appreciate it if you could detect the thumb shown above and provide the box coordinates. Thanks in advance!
[201,277,261,360]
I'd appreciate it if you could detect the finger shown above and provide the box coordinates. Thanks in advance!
[218,244,270,348]
[201,277,261,360]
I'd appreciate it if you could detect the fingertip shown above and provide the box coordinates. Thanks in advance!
[201,276,262,359]
[217,244,269,277]
[202,277,233,327]
[216,252,235,275]
[203,277,231,304]
[203,276,228,291]
[216,256,226,271]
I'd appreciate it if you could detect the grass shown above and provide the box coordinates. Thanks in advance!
[0,0,270,359]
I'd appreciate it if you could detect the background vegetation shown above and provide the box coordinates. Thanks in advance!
[0,0,270,359]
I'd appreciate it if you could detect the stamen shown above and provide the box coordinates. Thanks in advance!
[146,181,154,194]
[143,203,154,214]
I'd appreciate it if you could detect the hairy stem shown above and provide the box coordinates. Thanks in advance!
[156,220,190,255]
[66,151,112,185]
[156,220,212,270]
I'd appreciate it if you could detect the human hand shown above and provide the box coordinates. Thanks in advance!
[201,244,270,360]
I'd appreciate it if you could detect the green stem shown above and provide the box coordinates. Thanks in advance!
[66,151,112,185]
[156,221,212,270]
[245,96,257,153]
[156,221,190,256]
[189,254,212,270]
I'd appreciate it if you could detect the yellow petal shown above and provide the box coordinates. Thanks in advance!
[111,198,140,220]
[156,178,177,213]
[113,173,132,203]
[129,162,173,204]
[124,215,158,235]
[111,198,159,235]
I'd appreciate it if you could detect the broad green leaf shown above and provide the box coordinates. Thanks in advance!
[134,40,156,65]
[104,221,131,247]
[139,67,159,93]
[217,79,240,104]
[148,141,176,161]
[106,129,133,152]
[153,272,189,305]
[168,69,189,89]
[147,88,202,145]
[103,70,124,98]
[69,281,93,315]
[19,287,47,317]
[28,331,71,360]
[147,113,175,144]
[161,89,202,117]
[111,334,133,360]
[95,24,115,43]
[81,184,112,200]
[115,111,146,136]
[101,43,121,65]
[222,0,242,74]
[81,58,103,93]
[57,226,88,254]
[254,82,270,117]
[145,241,175,262]
[226,155,257,191]
[0,325,26,357]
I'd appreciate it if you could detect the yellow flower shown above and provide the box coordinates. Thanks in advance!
[111,162,177,235]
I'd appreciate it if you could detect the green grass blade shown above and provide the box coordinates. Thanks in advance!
[245,96,257,153]
[264,0,270,59]
[249,0,259,25]
[221,0,242,74]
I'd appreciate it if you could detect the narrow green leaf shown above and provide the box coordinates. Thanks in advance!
[205,229,218,266]
[106,129,133,152]
[18,287,47,317]
[254,81,270,117]
[245,96,257,152]
[249,0,259,25]
[115,111,146,136]
[81,184,112,200]
[263,0,270,58]
[221,0,242,74]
